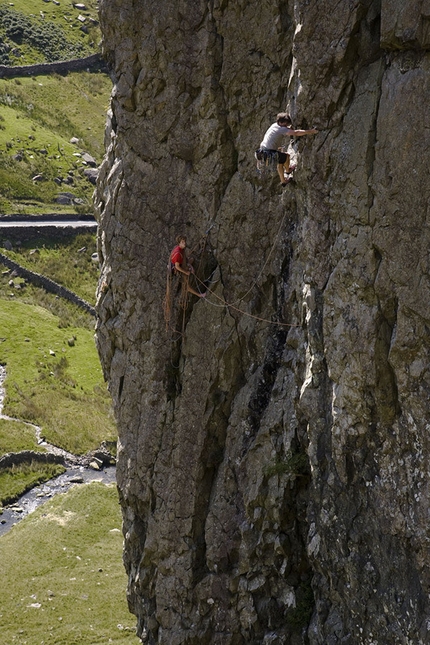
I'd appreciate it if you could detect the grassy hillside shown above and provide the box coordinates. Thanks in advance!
[0,0,101,65]
[0,297,116,455]
[0,417,45,454]
[0,0,111,215]
[0,232,116,503]
[2,231,100,305]
[0,71,111,215]
[0,6,132,640]
[0,482,139,644]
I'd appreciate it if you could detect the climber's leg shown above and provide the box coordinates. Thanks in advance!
[277,163,286,184]
[277,150,292,183]
[187,285,206,298]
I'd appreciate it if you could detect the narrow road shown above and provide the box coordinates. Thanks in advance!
[0,215,97,229]
[0,220,98,229]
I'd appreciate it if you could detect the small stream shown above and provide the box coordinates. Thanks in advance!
[0,365,117,537]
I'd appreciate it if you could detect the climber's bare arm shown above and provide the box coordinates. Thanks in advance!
[290,128,318,136]
[175,262,190,275]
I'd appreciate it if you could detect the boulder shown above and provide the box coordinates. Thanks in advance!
[83,167,98,184]
[82,153,97,167]
[69,475,84,483]
[54,192,76,205]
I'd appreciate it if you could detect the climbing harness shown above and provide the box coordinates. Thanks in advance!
[255,146,289,178]
[255,148,278,177]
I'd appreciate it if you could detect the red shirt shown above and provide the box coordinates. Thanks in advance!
[170,245,184,268]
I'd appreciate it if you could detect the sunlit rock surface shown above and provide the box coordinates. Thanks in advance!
[96,1,430,643]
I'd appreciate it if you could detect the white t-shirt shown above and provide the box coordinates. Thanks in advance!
[260,123,292,150]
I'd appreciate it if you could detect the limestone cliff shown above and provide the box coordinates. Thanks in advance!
[95,1,430,643]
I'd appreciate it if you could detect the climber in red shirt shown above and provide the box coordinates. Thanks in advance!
[170,235,206,298]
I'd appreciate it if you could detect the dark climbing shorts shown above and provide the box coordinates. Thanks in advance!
[255,147,288,164]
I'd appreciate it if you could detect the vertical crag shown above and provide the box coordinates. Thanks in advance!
[97,0,430,643]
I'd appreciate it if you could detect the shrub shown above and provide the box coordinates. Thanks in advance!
[0,8,86,62]
[0,37,10,65]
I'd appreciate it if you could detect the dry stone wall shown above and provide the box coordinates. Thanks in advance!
[0,53,105,78]
[96,1,430,643]
[0,251,96,315]
[0,450,64,470]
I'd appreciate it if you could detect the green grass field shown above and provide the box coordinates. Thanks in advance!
[0,0,111,215]
[0,71,111,214]
[0,231,117,505]
[0,417,44,454]
[0,418,62,505]
[0,482,139,645]
[2,232,100,305]
[0,298,116,454]
[0,461,66,506]
[0,7,134,639]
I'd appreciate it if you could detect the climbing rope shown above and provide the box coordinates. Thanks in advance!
[194,274,299,328]
[163,265,173,332]
[163,206,296,337]
[232,209,289,305]
[163,266,191,335]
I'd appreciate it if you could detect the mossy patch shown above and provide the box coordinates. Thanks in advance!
[286,580,314,628]
[264,451,310,478]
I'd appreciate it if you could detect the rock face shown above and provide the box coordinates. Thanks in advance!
[95,1,430,643]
